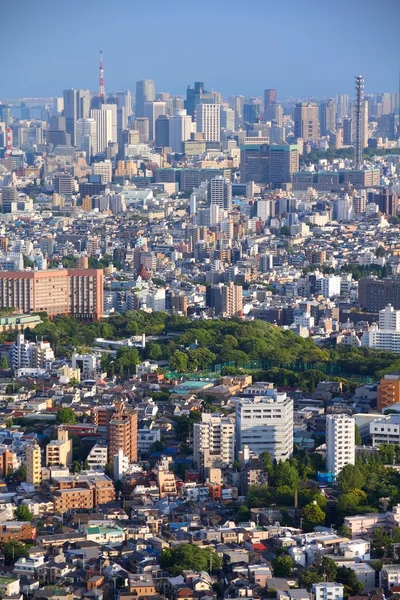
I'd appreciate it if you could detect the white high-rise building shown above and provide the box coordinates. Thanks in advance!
[169,109,192,153]
[76,118,97,159]
[196,103,221,142]
[379,304,400,330]
[316,274,341,298]
[90,108,113,154]
[208,175,232,210]
[193,413,235,468]
[144,101,166,141]
[92,160,113,184]
[236,388,293,461]
[326,413,355,476]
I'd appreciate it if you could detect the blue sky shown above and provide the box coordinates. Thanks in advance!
[1,0,399,99]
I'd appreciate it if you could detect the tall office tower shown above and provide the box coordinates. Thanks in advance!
[240,143,299,186]
[169,109,192,152]
[76,118,97,160]
[343,117,352,145]
[294,102,319,141]
[236,389,293,461]
[196,103,220,142]
[208,175,232,210]
[0,269,103,319]
[116,90,132,118]
[52,97,64,116]
[90,108,113,154]
[228,95,245,127]
[135,79,155,117]
[109,401,138,464]
[220,105,235,130]
[185,81,204,118]
[243,98,262,130]
[354,75,365,169]
[326,414,355,476]
[1,185,18,213]
[26,444,41,486]
[265,104,283,127]
[0,105,11,126]
[47,116,69,146]
[193,413,235,469]
[144,101,166,140]
[319,99,336,136]
[337,94,349,121]
[132,117,150,143]
[63,89,90,146]
[155,115,169,148]
[264,88,277,107]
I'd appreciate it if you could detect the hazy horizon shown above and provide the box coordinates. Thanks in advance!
[1,0,399,100]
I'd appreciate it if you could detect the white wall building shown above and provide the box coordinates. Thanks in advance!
[138,427,161,454]
[316,275,341,298]
[326,413,355,476]
[86,444,108,470]
[113,449,129,482]
[196,103,221,142]
[370,414,400,447]
[312,583,344,600]
[361,305,400,353]
[76,118,97,159]
[93,159,113,184]
[144,101,166,141]
[193,413,235,468]
[236,390,293,461]
[169,109,192,153]
[11,333,54,370]
[90,107,114,153]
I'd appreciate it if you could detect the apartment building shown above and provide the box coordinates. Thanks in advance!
[26,444,41,486]
[109,401,138,463]
[326,414,355,476]
[0,269,103,319]
[236,389,293,461]
[0,522,36,542]
[312,583,344,600]
[193,413,235,469]
[377,373,400,411]
[46,429,73,467]
[370,414,400,446]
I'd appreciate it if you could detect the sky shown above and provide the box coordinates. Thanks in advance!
[1,0,400,101]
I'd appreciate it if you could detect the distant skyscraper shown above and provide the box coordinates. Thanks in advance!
[132,117,150,143]
[240,144,299,186]
[294,102,319,141]
[319,99,336,136]
[63,89,90,146]
[343,117,352,145]
[208,175,232,210]
[144,101,166,141]
[155,114,169,148]
[196,103,220,142]
[264,89,277,107]
[76,118,97,160]
[169,109,192,152]
[265,104,283,127]
[135,80,155,117]
[90,108,113,154]
[116,90,132,118]
[220,105,235,130]
[185,81,204,118]
[243,98,262,130]
[337,94,349,122]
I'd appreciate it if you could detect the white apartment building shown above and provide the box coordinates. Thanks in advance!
[361,305,400,353]
[11,333,55,370]
[236,390,293,461]
[90,106,114,153]
[326,413,355,476]
[113,449,129,482]
[316,274,341,298]
[312,583,344,600]
[93,160,113,184]
[196,103,221,142]
[208,175,232,210]
[370,414,400,447]
[138,426,161,454]
[169,109,192,152]
[193,413,235,468]
[86,444,108,470]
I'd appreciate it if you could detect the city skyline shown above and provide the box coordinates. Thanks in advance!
[1,0,399,99]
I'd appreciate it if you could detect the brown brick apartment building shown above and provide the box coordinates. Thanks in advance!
[0,269,103,319]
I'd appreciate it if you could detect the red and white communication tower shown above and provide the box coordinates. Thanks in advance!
[5,127,12,158]
[99,50,106,101]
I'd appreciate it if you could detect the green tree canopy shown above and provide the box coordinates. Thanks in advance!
[56,407,77,425]
[159,545,222,576]
[14,505,34,522]
[337,464,366,493]
[2,541,29,565]
[302,502,326,532]
[271,554,294,577]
